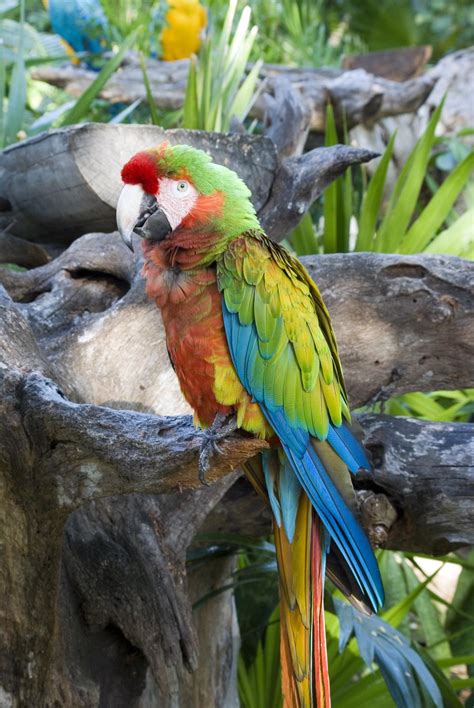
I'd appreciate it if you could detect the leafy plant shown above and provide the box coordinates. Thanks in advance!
[0,0,27,148]
[238,605,282,708]
[191,534,467,707]
[182,0,263,132]
[55,27,140,127]
[343,0,474,59]
[382,390,474,423]
[355,101,474,254]
[98,0,166,56]
[322,104,353,253]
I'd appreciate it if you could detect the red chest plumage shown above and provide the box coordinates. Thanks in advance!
[142,241,232,426]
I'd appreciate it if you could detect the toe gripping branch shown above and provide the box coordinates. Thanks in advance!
[198,413,238,485]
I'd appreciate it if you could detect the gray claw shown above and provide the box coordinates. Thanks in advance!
[198,413,238,485]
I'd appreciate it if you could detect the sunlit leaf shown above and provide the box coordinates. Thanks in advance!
[399,150,474,253]
[376,100,444,252]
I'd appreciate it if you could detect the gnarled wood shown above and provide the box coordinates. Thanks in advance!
[0,124,376,245]
[31,53,436,133]
[2,237,472,412]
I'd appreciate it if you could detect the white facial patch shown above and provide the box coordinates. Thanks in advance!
[157,177,198,230]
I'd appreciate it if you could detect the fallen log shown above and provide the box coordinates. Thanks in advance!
[31,53,436,132]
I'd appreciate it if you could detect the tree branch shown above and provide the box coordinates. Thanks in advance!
[202,414,474,555]
[2,366,473,554]
[0,124,375,245]
[5,370,267,509]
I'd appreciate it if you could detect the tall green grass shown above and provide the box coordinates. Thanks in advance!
[182,0,263,132]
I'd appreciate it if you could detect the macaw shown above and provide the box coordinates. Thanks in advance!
[161,0,207,61]
[116,143,384,707]
[44,0,206,64]
[44,0,109,62]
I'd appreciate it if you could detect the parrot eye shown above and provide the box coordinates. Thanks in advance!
[176,180,189,194]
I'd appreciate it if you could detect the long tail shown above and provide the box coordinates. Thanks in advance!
[244,430,384,708]
[274,497,330,708]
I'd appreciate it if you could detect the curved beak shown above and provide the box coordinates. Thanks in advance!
[116,183,172,251]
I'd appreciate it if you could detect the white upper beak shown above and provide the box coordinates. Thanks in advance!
[116,183,146,250]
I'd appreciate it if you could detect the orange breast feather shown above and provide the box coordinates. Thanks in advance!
[142,244,270,437]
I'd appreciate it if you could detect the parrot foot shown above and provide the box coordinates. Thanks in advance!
[198,413,238,485]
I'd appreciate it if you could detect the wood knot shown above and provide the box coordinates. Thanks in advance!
[357,490,398,548]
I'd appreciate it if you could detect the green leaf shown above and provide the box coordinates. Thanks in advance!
[424,207,474,259]
[139,53,160,126]
[238,605,282,708]
[290,212,319,256]
[403,552,474,571]
[378,551,410,636]
[450,677,474,689]
[182,56,199,130]
[228,58,263,124]
[376,100,444,252]
[403,559,450,660]
[399,150,474,253]
[446,549,474,673]
[323,103,339,254]
[356,131,396,251]
[382,566,441,628]
[57,28,140,127]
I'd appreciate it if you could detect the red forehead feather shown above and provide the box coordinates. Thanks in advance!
[121,152,159,194]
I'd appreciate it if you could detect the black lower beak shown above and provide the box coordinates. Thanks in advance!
[137,208,172,244]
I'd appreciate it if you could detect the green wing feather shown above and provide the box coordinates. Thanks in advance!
[217,232,350,441]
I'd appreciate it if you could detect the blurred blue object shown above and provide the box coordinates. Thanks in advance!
[335,599,443,708]
[47,0,109,57]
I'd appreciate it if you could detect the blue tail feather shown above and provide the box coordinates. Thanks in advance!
[262,450,282,528]
[327,423,371,472]
[278,452,302,543]
[284,443,384,611]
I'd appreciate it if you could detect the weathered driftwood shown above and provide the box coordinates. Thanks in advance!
[0,229,50,267]
[0,123,376,245]
[31,52,436,132]
[1,231,473,706]
[350,48,474,188]
[342,46,432,82]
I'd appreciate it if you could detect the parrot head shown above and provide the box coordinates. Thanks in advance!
[116,142,261,264]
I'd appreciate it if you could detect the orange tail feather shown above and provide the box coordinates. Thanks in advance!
[275,496,331,708]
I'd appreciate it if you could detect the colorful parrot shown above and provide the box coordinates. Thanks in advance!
[116,143,384,707]
[44,0,109,63]
[44,0,206,64]
[161,0,207,61]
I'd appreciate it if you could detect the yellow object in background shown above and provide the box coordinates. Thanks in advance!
[161,0,207,61]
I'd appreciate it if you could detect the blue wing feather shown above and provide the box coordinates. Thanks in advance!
[327,423,371,472]
[222,294,384,612]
